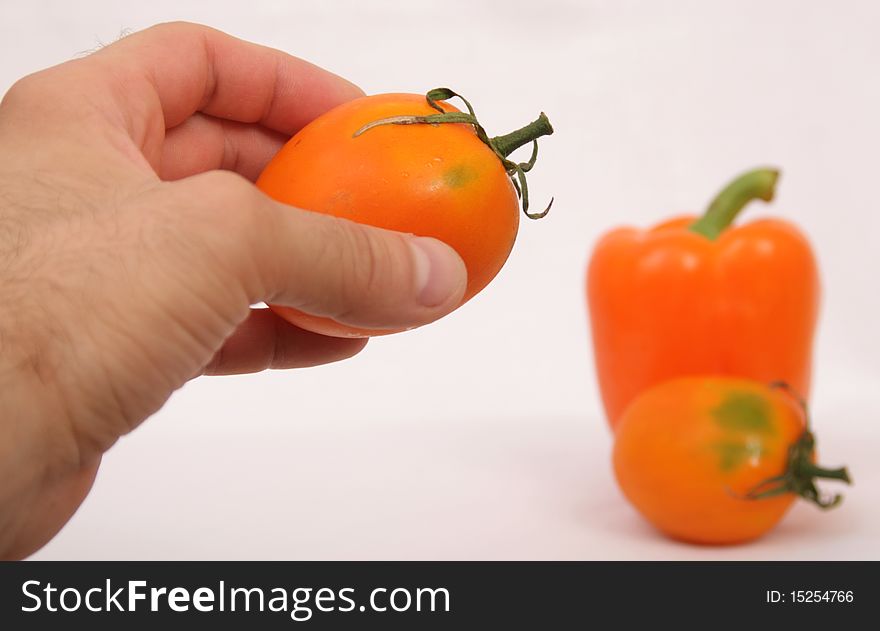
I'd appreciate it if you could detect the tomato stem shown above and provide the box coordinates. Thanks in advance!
[798,461,852,483]
[743,384,852,510]
[491,113,554,159]
[689,168,780,240]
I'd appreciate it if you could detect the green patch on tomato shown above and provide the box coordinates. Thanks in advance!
[711,439,766,472]
[443,164,476,189]
[712,392,775,434]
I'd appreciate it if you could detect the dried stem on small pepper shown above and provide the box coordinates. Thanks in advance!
[741,381,852,509]
[353,88,554,219]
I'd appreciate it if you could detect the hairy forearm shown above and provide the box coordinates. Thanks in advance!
[0,359,46,558]
[0,262,84,558]
[0,354,99,559]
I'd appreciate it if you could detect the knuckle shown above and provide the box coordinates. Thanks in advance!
[330,221,404,321]
[180,171,263,232]
[170,171,273,293]
[2,65,102,131]
[351,226,394,295]
[1,71,50,108]
[132,22,224,56]
[142,21,211,41]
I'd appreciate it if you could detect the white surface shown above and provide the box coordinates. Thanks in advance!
[1,0,878,560]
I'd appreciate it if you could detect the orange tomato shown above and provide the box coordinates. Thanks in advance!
[257,90,552,337]
[613,377,849,545]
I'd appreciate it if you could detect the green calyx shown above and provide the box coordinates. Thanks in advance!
[742,382,852,509]
[689,168,780,240]
[352,88,554,219]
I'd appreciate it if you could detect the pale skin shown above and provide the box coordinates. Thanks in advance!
[0,22,467,559]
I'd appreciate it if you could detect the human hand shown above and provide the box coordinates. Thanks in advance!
[0,22,467,559]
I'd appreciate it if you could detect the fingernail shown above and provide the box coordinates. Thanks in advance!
[409,237,466,308]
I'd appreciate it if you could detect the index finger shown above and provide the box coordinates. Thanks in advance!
[90,21,363,138]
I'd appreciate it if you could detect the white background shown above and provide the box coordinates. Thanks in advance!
[1,0,878,559]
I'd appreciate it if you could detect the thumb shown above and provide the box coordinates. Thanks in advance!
[186,172,468,331]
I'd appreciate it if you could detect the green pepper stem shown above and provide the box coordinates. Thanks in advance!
[689,168,780,240]
[490,113,554,159]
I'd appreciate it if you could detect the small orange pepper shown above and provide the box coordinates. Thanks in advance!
[587,168,820,429]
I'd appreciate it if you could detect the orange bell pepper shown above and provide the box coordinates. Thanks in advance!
[587,168,820,429]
